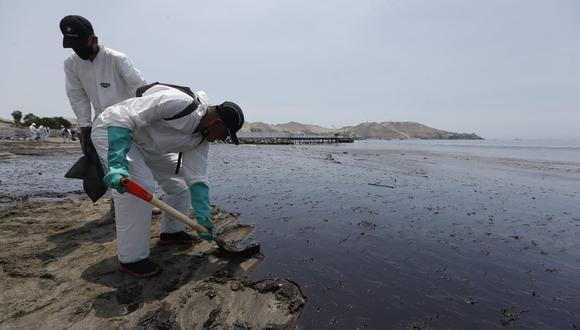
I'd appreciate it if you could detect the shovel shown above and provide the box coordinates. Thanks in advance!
[120,178,260,256]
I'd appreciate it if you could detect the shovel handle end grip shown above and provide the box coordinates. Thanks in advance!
[120,178,153,202]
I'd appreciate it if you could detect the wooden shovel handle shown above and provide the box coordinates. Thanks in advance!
[120,178,209,234]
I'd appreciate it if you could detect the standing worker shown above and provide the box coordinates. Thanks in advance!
[38,125,48,141]
[60,15,147,219]
[29,123,38,141]
[61,125,72,143]
[92,83,244,277]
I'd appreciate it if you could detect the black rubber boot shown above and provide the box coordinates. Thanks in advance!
[158,231,201,245]
[117,258,161,278]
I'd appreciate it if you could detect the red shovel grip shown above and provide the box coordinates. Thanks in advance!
[120,178,153,202]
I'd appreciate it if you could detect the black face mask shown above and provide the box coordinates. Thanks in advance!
[73,46,95,60]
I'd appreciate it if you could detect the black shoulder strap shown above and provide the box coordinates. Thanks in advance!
[136,82,195,98]
[164,101,199,121]
[136,82,201,176]
[135,82,200,121]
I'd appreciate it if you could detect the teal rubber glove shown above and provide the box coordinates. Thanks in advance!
[104,168,129,193]
[189,182,215,241]
[103,126,132,193]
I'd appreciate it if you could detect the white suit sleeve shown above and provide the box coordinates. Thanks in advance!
[98,91,192,132]
[182,141,209,186]
[116,54,147,96]
[64,60,92,127]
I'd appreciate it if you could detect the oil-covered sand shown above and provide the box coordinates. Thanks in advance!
[0,196,305,329]
[0,141,305,329]
[1,139,580,328]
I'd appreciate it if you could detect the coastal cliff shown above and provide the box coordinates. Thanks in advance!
[241,121,483,140]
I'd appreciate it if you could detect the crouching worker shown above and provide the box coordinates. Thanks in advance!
[91,83,244,277]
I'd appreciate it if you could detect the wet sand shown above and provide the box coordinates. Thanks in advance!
[2,140,580,328]
[0,139,81,156]
[0,196,305,329]
[0,140,306,329]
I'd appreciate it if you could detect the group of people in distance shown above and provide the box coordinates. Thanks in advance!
[28,123,72,143]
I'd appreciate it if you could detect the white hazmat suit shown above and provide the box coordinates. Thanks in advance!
[92,85,210,263]
[29,124,38,140]
[64,46,147,128]
[38,125,48,141]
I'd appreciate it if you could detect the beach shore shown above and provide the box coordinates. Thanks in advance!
[1,139,579,328]
[0,195,305,329]
[0,140,305,329]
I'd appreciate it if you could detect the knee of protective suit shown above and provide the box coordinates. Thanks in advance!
[158,177,189,195]
[161,187,189,205]
[159,187,189,216]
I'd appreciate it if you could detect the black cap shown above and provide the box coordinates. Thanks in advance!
[216,101,244,145]
[60,15,94,48]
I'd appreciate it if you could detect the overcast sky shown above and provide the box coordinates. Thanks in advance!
[1,0,579,139]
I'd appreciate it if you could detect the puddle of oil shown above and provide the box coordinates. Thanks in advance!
[0,200,17,208]
[206,144,580,329]
[0,155,83,196]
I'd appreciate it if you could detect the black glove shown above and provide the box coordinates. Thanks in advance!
[79,126,98,161]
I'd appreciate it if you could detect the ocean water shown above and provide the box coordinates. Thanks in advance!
[208,141,580,329]
[2,139,578,198]
[1,140,580,328]
[312,139,580,164]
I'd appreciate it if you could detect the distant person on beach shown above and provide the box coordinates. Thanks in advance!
[61,126,71,143]
[91,83,244,277]
[70,127,78,141]
[38,125,48,141]
[60,15,147,221]
[28,123,38,141]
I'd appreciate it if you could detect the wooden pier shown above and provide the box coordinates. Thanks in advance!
[238,135,354,145]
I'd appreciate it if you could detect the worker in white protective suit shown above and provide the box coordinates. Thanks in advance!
[29,123,38,141]
[60,15,147,216]
[92,83,245,277]
[38,125,48,141]
[61,15,146,128]
[61,126,72,143]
